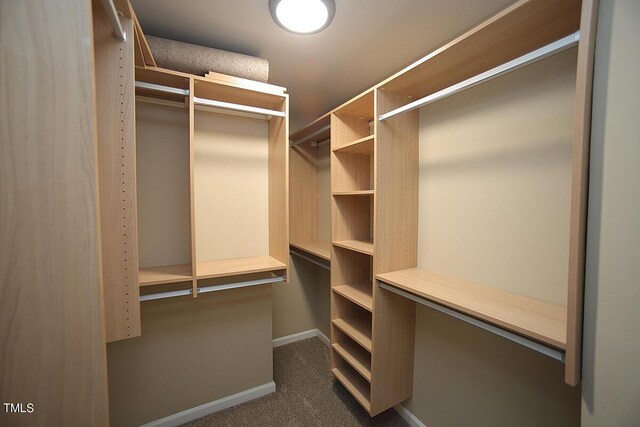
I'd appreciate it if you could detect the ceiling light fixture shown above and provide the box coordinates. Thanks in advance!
[269,0,336,35]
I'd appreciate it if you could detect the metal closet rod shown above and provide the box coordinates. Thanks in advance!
[290,249,330,270]
[379,31,580,122]
[377,281,565,362]
[140,276,286,302]
[133,81,285,118]
[101,0,127,42]
[290,124,331,147]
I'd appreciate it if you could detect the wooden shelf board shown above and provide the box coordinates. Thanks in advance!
[333,239,374,256]
[376,268,567,349]
[332,190,374,196]
[290,240,331,261]
[332,367,371,412]
[196,256,286,280]
[332,343,372,382]
[332,318,372,352]
[333,135,374,155]
[193,77,286,112]
[334,90,374,120]
[333,283,373,312]
[139,264,192,286]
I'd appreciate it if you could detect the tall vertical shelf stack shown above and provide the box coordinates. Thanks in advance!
[330,91,416,415]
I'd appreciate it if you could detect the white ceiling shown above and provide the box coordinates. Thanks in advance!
[130,0,515,131]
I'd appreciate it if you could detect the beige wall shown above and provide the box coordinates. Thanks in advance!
[403,46,582,426]
[107,284,273,427]
[581,1,640,426]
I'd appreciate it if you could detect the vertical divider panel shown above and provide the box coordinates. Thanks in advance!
[370,89,418,413]
[188,77,198,297]
[566,0,599,386]
[269,97,290,280]
[93,1,141,342]
[290,141,319,244]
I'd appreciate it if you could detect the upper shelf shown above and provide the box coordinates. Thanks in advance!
[332,135,374,155]
[378,0,581,100]
[197,256,287,280]
[376,268,567,349]
[290,240,331,261]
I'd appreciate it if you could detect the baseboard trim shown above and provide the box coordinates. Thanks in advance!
[140,381,276,427]
[394,404,427,427]
[273,328,330,347]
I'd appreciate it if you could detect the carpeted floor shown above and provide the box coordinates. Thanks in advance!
[183,337,409,427]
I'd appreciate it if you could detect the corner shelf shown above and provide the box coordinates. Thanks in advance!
[333,239,374,256]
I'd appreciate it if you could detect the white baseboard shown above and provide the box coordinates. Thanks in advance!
[394,404,427,427]
[316,329,330,346]
[272,328,330,347]
[141,382,276,427]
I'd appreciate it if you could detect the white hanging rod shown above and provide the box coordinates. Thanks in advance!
[379,31,580,122]
[199,276,285,294]
[194,97,286,119]
[140,276,286,302]
[290,124,331,147]
[135,81,190,96]
[377,281,565,362]
[290,249,330,270]
[101,0,127,42]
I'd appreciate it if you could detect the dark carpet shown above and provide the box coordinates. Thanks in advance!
[183,337,409,427]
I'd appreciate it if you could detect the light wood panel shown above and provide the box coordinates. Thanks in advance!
[139,264,192,286]
[290,240,331,261]
[197,256,286,280]
[333,240,374,256]
[377,268,567,349]
[333,190,375,196]
[129,1,156,67]
[194,77,287,111]
[332,318,373,352]
[333,337,372,382]
[566,0,599,386]
[0,0,108,424]
[332,364,371,412]
[290,113,331,144]
[333,196,372,243]
[289,141,318,244]
[93,0,141,342]
[188,78,198,297]
[205,71,286,96]
[332,135,374,155]
[269,101,290,279]
[333,283,373,312]
[379,0,581,99]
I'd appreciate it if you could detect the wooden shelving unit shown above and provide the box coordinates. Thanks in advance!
[289,114,332,267]
[131,66,289,299]
[328,90,416,416]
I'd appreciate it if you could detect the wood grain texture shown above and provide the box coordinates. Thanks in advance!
[269,99,290,280]
[332,365,371,412]
[370,89,418,415]
[289,240,331,261]
[189,78,198,297]
[196,256,286,280]
[333,197,372,243]
[139,264,192,286]
[333,283,373,312]
[377,268,567,349]
[332,240,374,256]
[194,77,287,111]
[129,1,156,67]
[289,141,318,244]
[565,0,599,386]
[332,318,372,352]
[93,0,141,342]
[332,341,372,381]
[0,0,108,424]
[379,0,581,99]
[332,135,374,155]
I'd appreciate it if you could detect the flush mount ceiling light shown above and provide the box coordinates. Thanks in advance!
[269,0,336,35]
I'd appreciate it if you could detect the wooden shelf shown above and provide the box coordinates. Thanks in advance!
[196,256,286,280]
[139,264,192,286]
[332,364,371,412]
[332,190,374,196]
[332,317,372,352]
[333,283,373,312]
[333,239,374,256]
[376,268,567,349]
[290,240,331,261]
[332,342,372,382]
[333,135,374,155]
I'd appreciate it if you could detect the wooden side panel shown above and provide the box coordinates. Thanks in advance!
[290,141,318,243]
[189,78,198,296]
[93,0,141,341]
[566,0,599,386]
[370,89,419,414]
[269,98,290,279]
[0,0,108,424]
